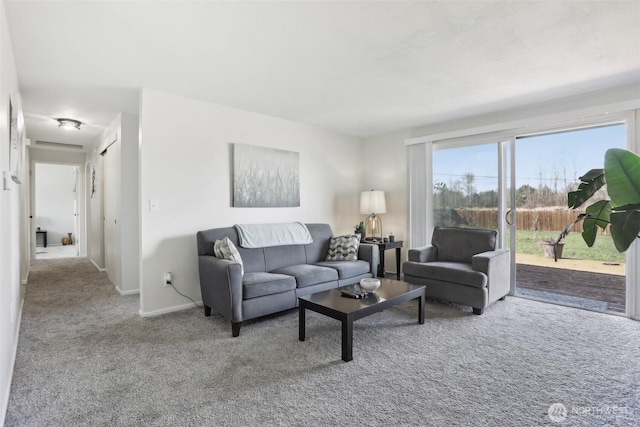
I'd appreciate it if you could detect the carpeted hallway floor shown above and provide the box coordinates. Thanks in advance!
[6,257,640,426]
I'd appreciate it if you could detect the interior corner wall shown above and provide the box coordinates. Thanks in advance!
[139,89,364,316]
[0,1,23,424]
[86,142,104,270]
[362,129,412,275]
[96,112,140,294]
[119,113,140,294]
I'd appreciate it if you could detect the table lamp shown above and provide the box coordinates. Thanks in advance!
[360,190,386,241]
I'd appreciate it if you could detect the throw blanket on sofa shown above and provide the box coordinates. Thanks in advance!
[235,222,313,248]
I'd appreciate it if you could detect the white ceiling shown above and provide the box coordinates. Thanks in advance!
[4,0,640,149]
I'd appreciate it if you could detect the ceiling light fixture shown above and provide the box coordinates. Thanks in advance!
[56,118,82,130]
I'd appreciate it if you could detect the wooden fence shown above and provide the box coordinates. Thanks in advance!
[454,208,610,234]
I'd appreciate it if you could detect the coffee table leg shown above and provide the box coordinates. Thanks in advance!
[299,304,306,341]
[341,318,353,362]
[418,293,425,324]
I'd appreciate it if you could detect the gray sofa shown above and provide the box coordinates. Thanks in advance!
[196,223,378,336]
[402,227,510,315]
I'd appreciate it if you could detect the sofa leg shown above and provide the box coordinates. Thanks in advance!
[204,304,211,316]
[499,296,506,301]
[232,322,242,337]
[472,307,484,315]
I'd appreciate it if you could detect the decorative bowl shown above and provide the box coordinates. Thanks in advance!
[359,278,381,293]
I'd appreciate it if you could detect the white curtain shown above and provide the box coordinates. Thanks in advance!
[407,142,432,249]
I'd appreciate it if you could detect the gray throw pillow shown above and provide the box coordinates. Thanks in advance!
[213,237,244,275]
[325,234,361,261]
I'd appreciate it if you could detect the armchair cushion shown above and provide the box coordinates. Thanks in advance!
[403,261,487,288]
[432,227,496,263]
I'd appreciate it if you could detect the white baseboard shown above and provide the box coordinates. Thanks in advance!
[1,298,23,426]
[139,301,202,318]
[90,258,106,272]
[21,270,29,285]
[115,287,139,296]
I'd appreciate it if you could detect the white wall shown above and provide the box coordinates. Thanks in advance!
[139,89,364,316]
[34,163,76,246]
[362,129,412,275]
[0,1,23,423]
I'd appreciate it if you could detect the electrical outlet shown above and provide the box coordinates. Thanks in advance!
[164,272,172,287]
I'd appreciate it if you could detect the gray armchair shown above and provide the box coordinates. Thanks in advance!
[402,227,510,315]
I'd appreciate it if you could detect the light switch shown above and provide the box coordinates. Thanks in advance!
[149,199,160,212]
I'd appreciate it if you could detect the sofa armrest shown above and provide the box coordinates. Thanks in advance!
[358,243,379,278]
[472,249,510,301]
[198,255,244,322]
[408,245,437,263]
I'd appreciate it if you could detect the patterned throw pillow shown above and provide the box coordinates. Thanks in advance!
[325,234,361,261]
[213,237,244,275]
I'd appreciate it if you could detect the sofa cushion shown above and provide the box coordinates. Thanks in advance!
[271,264,338,288]
[314,260,370,280]
[403,261,487,288]
[304,224,334,263]
[242,272,296,299]
[264,245,306,272]
[214,237,244,275]
[325,234,360,261]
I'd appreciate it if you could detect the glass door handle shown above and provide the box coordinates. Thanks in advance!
[505,209,513,226]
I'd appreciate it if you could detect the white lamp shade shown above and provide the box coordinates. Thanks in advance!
[360,190,386,214]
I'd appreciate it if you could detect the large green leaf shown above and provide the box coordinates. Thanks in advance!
[581,200,612,247]
[567,169,605,209]
[610,210,640,252]
[604,148,640,206]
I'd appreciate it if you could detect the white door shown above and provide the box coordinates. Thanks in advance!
[103,145,121,289]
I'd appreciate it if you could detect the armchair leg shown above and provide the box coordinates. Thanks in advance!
[232,322,242,337]
[472,307,484,315]
[204,304,212,316]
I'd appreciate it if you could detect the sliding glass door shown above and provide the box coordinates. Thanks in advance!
[512,124,627,314]
[433,143,499,228]
[431,117,630,315]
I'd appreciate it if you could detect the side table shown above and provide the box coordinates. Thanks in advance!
[374,240,403,279]
[36,230,48,248]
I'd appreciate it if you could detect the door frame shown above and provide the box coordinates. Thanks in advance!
[29,159,87,259]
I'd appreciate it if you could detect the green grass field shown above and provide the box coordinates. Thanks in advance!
[512,230,626,264]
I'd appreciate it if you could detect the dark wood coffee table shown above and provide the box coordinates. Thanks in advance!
[298,279,425,362]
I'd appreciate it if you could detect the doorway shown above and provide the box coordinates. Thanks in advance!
[511,124,627,314]
[33,163,80,259]
[432,117,629,315]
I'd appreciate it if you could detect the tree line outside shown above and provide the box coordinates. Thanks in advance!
[433,170,625,263]
[433,170,609,210]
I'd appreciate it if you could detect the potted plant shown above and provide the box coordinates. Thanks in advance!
[354,221,366,241]
[557,148,640,255]
[540,237,565,261]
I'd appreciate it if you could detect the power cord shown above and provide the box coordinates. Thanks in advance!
[167,281,202,308]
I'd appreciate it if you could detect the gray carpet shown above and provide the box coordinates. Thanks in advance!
[6,258,640,426]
